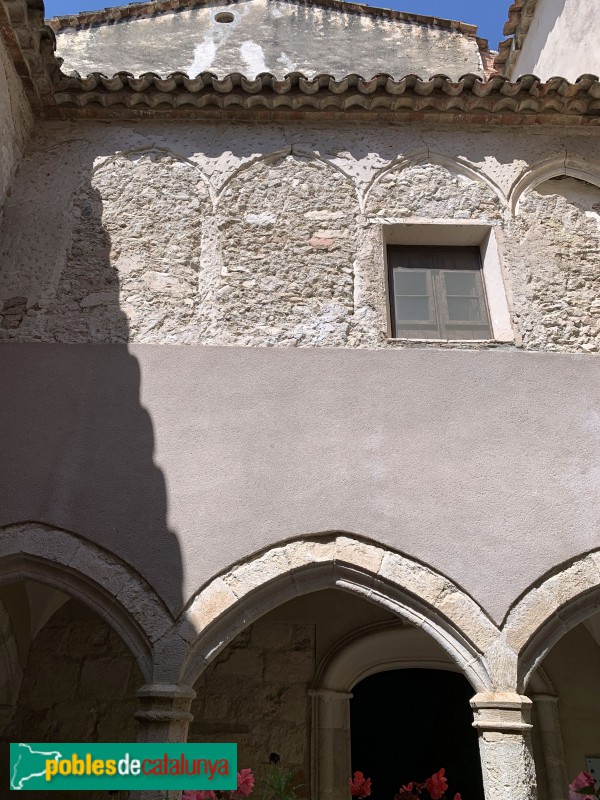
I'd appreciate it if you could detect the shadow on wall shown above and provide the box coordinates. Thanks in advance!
[0,171,185,760]
[0,173,184,608]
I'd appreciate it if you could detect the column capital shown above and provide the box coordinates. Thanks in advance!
[135,683,196,743]
[470,692,533,733]
[136,683,196,701]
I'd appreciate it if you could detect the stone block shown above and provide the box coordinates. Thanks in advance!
[278,686,310,722]
[290,624,315,652]
[541,555,600,610]
[223,546,291,598]
[68,545,133,597]
[77,656,133,700]
[435,589,499,650]
[252,621,293,650]
[213,648,263,678]
[284,538,337,570]
[378,551,451,606]
[335,535,384,574]
[116,579,172,642]
[203,693,229,719]
[182,578,238,640]
[503,588,557,652]
[264,650,314,683]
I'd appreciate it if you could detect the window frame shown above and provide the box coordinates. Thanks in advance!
[387,244,493,341]
[380,222,514,344]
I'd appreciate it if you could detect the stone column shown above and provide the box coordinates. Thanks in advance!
[470,692,538,800]
[131,683,196,800]
[530,692,568,800]
[310,689,353,800]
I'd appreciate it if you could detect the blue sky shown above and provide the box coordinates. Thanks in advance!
[43,0,509,49]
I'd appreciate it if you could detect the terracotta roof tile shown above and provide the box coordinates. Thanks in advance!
[2,0,599,125]
[47,70,600,124]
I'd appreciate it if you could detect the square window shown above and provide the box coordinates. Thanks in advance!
[388,245,493,340]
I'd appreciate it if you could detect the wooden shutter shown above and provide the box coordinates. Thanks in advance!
[388,245,492,340]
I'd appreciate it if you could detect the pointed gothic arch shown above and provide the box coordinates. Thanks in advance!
[0,523,174,682]
[508,156,600,215]
[501,548,600,690]
[178,534,499,691]
[364,151,506,212]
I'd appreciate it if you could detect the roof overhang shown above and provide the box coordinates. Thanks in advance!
[2,0,600,126]
[46,71,600,126]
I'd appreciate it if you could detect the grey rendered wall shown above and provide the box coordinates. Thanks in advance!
[0,342,599,625]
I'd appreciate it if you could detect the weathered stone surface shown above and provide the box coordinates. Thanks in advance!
[182,577,238,641]
[52,0,484,81]
[366,163,503,221]
[378,550,452,606]
[478,732,538,800]
[222,545,293,597]
[264,649,314,682]
[115,577,173,643]
[335,535,384,574]
[284,537,337,570]
[210,154,359,347]
[435,589,498,651]
[504,552,600,652]
[505,182,600,352]
[1,124,599,353]
[5,600,142,762]
[0,36,32,209]
[0,523,79,564]
[503,588,558,653]
[44,150,207,343]
[190,619,314,783]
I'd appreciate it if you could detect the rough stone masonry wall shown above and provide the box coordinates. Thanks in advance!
[3,598,142,800]
[0,123,599,351]
[0,35,33,210]
[189,619,315,789]
[505,189,600,352]
[44,150,208,343]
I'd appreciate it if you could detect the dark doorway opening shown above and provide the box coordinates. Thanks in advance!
[350,669,484,800]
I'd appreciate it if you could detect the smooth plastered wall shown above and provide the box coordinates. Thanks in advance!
[0,342,599,624]
[509,0,600,81]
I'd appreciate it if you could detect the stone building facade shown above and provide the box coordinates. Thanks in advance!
[0,0,599,799]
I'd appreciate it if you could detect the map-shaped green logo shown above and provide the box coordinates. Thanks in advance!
[10,743,63,790]
[9,742,237,790]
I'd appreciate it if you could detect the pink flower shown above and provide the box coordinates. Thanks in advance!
[569,772,597,800]
[425,769,448,800]
[454,795,462,800]
[236,768,255,797]
[349,771,372,798]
